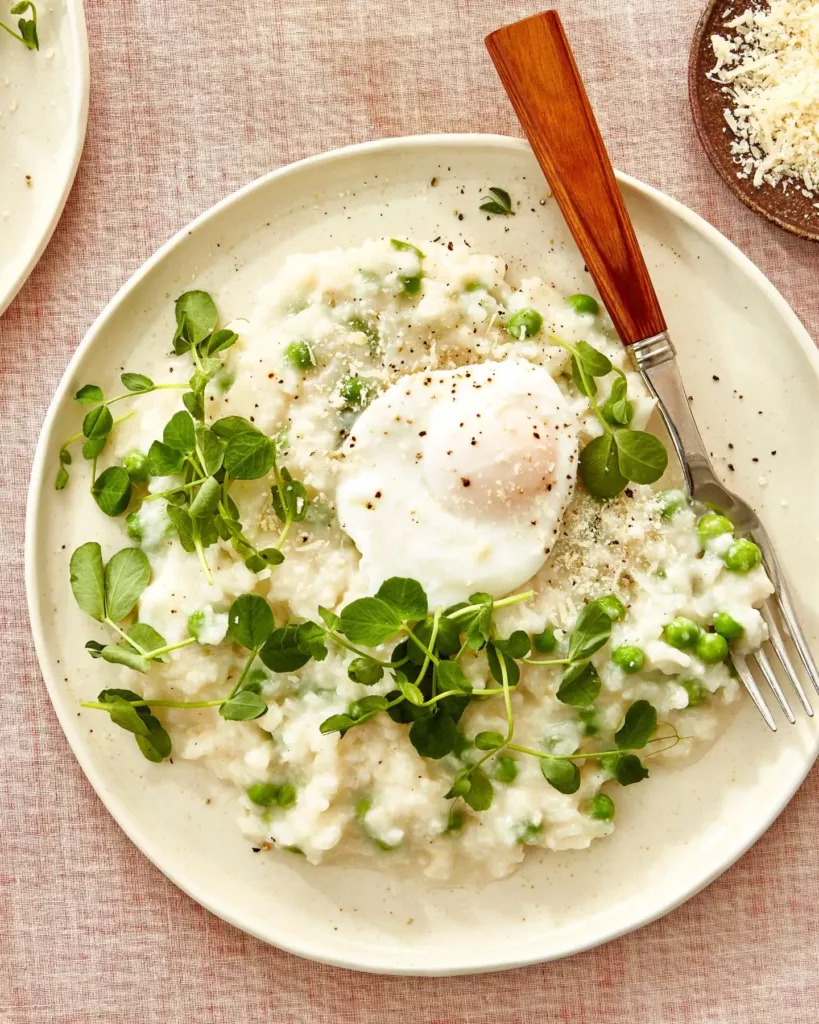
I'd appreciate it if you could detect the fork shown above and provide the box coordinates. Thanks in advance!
[486,10,819,729]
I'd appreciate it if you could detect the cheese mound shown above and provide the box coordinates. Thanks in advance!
[710,0,819,194]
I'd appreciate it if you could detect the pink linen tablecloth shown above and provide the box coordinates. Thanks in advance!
[3,1,819,1020]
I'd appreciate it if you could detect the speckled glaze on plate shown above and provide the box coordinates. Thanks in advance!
[25,135,819,974]
[0,0,89,316]
[689,0,819,242]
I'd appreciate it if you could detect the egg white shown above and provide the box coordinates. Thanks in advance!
[335,359,579,607]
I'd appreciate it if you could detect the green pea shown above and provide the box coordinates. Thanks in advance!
[567,293,600,316]
[247,783,279,807]
[285,340,315,371]
[187,609,205,641]
[507,308,543,340]
[612,644,645,674]
[516,822,543,845]
[659,489,687,519]
[532,626,557,653]
[682,679,709,707]
[494,756,518,784]
[276,784,297,809]
[713,612,744,643]
[588,793,615,821]
[662,616,701,650]
[695,631,728,664]
[598,595,626,621]
[346,316,380,355]
[723,538,761,573]
[464,280,486,292]
[125,510,143,542]
[338,375,376,409]
[123,449,151,483]
[399,274,423,295]
[697,512,733,542]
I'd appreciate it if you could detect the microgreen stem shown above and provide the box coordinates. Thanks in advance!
[420,688,463,707]
[104,617,148,655]
[105,384,188,407]
[144,636,198,659]
[415,607,441,687]
[193,531,214,585]
[0,19,25,44]
[81,698,225,711]
[404,625,441,666]
[142,477,209,502]
[446,590,533,623]
[272,457,295,549]
[327,631,407,668]
[507,729,680,763]
[522,657,571,666]
[227,648,259,700]
[551,335,610,435]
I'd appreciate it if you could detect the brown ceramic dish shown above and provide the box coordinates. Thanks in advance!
[688,0,819,242]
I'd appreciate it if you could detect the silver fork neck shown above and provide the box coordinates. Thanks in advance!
[627,330,714,495]
[629,330,675,369]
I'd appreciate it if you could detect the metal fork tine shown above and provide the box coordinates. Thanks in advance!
[773,582,819,697]
[751,647,795,724]
[732,655,777,731]
[761,603,813,716]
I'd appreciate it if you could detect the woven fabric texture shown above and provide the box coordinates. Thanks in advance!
[2,1,819,1021]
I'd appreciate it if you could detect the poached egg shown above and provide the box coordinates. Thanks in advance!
[335,359,578,607]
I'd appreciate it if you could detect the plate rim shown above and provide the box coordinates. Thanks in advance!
[24,132,819,975]
[0,0,91,317]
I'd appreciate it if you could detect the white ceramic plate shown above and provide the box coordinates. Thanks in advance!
[26,135,819,975]
[0,0,89,316]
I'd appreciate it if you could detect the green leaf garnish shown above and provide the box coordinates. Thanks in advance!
[579,434,628,499]
[375,577,428,621]
[219,690,268,721]
[614,700,658,750]
[121,372,154,393]
[173,291,218,353]
[613,429,668,485]
[567,601,612,661]
[223,431,277,479]
[409,712,457,759]
[338,597,402,646]
[556,661,601,707]
[162,410,196,453]
[540,757,581,794]
[479,187,514,216]
[91,466,132,517]
[69,542,106,621]
[228,594,274,651]
[103,546,151,621]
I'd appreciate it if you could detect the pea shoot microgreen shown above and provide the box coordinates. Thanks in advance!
[479,187,514,216]
[57,292,308,583]
[1,1,38,50]
[551,334,668,499]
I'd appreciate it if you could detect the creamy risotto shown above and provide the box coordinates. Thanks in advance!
[63,238,774,881]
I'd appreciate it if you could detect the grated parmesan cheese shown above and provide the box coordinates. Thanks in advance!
[709,0,819,194]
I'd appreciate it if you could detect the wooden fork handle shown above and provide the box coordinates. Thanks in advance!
[486,11,667,345]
